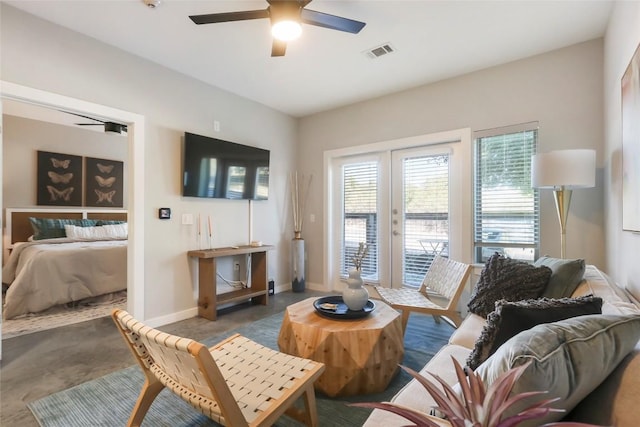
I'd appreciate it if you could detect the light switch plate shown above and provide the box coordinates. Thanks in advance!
[181,213,193,225]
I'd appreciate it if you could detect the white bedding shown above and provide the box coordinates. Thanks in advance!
[2,238,127,319]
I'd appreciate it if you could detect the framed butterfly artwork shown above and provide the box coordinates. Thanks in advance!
[37,150,83,206]
[84,157,124,207]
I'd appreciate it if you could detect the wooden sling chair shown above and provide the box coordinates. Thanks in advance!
[112,309,325,427]
[376,255,471,333]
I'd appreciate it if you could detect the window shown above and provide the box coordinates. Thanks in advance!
[473,123,539,263]
[342,161,378,280]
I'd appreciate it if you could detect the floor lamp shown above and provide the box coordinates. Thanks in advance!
[531,149,596,259]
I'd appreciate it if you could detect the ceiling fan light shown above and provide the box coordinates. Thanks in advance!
[271,20,302,41]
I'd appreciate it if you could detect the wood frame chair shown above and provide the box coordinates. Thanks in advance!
[112,309,325,427]
[376,256,471,333]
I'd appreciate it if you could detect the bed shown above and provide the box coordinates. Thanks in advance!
[2,208,128,320]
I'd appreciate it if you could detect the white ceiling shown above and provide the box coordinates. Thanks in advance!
[5,0,613,118]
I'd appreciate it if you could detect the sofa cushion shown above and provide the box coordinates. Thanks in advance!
[466,295,603,370]
[535,256,586,298]
[362,344,470,427]
[572,266,640,316]
[467,253,551,318]
[449,313,486,349]
[566,348,640,425]
[474,314,640,425]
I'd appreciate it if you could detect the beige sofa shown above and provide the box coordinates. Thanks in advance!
[364,265,640,426]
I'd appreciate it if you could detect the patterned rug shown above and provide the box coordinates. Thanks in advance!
[2,291,127,339]
[28,311,454,426]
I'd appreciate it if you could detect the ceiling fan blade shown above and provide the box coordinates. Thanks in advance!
[63,110,104,123]
[271,39,287,57]
[189,9,269,25]
[75,123,102,126]
[301,9,366,34]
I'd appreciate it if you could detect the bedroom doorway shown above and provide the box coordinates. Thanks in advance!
[0,81,145,358]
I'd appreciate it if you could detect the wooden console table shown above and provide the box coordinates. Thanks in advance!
[188,245,273,320]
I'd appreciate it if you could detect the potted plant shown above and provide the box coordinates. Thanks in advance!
[351,357,600,427]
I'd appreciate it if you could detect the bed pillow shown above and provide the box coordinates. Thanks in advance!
[64,223,128,240]
[466,295,603,370]
[473,314,640,424]
[467,253,552,318]
[534,256,586,299]
[29,217,98,240]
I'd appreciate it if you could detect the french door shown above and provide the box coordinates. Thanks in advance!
[334,135,467,290]
[391,146,451,288]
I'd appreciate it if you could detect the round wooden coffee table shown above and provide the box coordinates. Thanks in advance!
[277,297,404,397]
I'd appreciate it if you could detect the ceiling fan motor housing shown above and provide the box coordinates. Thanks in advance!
[269,1,303,24]
[104,122,125,134]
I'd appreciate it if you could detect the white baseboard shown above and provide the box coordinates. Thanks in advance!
[144,281,329,328]
[145,307,198,328]
[274,282,291,294]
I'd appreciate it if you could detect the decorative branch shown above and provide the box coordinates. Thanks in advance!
[352,242,370,271]
[290,172,312,238]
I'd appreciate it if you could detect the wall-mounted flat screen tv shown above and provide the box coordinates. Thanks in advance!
[182,132,270,200]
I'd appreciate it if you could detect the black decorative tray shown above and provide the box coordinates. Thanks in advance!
[313,295,375,319]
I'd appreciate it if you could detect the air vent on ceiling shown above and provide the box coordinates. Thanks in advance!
[363,43,395,59]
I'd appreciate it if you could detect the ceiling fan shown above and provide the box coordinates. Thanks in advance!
[189,0,366,57]
[68,112,128,134]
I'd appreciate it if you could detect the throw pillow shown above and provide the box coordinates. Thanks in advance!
[474,314,640,425]
[535,256,586,299]
[466,295,603,370]
[28,217,98,240]
[467,253,551,318]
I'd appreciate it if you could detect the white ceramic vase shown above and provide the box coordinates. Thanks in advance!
[343,268,369,311]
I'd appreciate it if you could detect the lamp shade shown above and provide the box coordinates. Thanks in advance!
[531,149,596,189]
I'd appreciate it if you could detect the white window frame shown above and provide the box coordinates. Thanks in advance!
[473,122,540,263]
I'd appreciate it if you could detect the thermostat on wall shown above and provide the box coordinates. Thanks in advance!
[158,208,171,219]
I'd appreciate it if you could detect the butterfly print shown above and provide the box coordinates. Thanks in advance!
[47,185,74,202]
[97,163,114,174]
[48,171,73,184]
[50,157,71,169]
[95,189,116,204]
[95,175,116,187]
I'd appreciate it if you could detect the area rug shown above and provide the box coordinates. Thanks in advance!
[28,310,454,426]
[2,291,127,339]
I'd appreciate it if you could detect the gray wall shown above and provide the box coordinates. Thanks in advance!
[299,39,605,286]
[1,4,298,320]
[604,2,640,301]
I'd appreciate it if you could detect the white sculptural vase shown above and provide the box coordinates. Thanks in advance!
[343,268,369,311]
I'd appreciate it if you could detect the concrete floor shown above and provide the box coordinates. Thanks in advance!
[0,290,325,426]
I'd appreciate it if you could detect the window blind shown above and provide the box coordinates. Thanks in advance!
[473,124,539,262]
[402,154,449,286]
[342,161,378,279]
